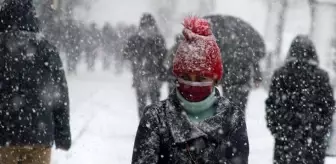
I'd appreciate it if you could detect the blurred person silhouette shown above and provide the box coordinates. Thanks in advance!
[265,35,335,164]
[63,19,82,74]
[0,0,71,164]
[85,23,101,71]
[124,13,167,118]
[102,23,118,71]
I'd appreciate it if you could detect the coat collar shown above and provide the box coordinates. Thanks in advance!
[165,88,233,144]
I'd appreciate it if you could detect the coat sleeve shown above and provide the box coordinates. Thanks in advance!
[123,37,139,86]
[251,44,265,83]
[265,71,283,136]
[252,61,262,83]
[123,37,132,61]
[132,107,161,164]
[316,72,335,136]
[164,48,174,71]
[226,111,249,164]
[46,44,72,150]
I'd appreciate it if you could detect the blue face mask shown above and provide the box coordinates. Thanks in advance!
[176,88,217,115]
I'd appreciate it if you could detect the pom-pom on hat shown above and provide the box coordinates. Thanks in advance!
[173,16,223,81]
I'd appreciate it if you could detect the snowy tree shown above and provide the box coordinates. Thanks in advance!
[309,0,316,35]
[311,0,336,71]
[264,0,288,67]
[263,0,288,88]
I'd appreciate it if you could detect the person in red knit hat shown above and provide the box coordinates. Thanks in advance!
[131,16,249,164]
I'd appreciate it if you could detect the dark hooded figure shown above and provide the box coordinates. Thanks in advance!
[265,35,335,164]
[124,13,167,118]
[204,15,266,112]
[132,17,248,164]
[0,0,71,163]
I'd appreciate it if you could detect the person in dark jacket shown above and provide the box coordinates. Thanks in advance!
[132,17,249,164]
[124,13,167,118]
[204,15,266,113]
[265,35,335,164]
[0,0,71,163]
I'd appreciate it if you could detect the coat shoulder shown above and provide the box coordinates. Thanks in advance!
[217,97,246,127]
[143,100,168,120]
[217,96,242,112]
[38,39,57,51]
[315,68,330,80]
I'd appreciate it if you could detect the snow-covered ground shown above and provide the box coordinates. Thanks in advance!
[51,66,139,164]
[49,66,336,164]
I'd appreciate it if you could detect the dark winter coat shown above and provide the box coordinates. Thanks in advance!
[0,0,39,33]
[0,2,71,150]
[0,31,71,149]
[265,35,335,163]
[140,32,167,77]
[204,15,265,87]
[124,21,167,87]
[132,89,249,164]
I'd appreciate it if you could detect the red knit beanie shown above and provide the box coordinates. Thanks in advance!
[173,17,223,81]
